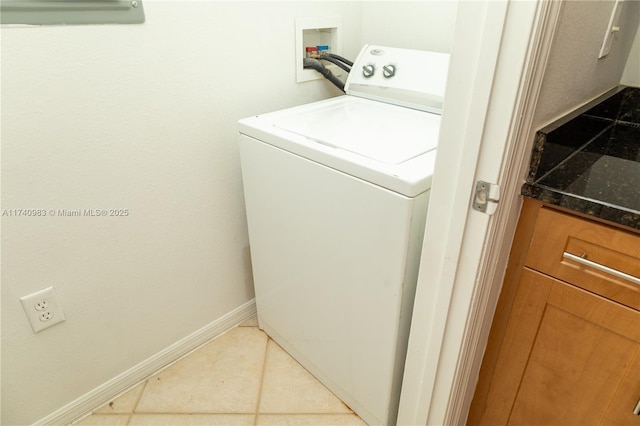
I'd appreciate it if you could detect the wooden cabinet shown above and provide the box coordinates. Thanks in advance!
[468,199,640,425]
[526,206,640,311]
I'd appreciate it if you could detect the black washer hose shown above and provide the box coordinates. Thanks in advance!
[303,58,345,92]
[324,53,354,67]
[318,53,351,73]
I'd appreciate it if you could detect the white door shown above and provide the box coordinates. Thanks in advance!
[397,1,562,425]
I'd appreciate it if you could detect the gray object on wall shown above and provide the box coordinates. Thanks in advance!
[1,0,145,25]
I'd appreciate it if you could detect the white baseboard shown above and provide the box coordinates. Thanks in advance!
[34,299,257,426]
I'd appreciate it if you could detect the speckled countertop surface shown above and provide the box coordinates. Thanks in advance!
[522,86,640,230]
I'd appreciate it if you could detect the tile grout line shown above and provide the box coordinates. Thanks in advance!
[254,329,271,426]
[94,326,242,423]
[86,320,367,424]
[104,412,358,414]
[126,379,149,424]
[82,411,365,421]
[254,412,361,415]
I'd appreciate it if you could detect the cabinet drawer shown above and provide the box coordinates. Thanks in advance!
[526,207,640,310]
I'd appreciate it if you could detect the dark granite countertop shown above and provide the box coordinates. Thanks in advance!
[522,86,640,230]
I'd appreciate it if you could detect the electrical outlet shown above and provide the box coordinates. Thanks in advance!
[20,287,66,333]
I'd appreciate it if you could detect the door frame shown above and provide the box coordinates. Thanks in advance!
[397,1,563,424]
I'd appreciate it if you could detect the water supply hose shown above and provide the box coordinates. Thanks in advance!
[323,53,354,67]
[303,58,345,92]
[318,53,351,73]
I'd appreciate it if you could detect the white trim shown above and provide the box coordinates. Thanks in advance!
[445,1,564,424]
[397,2,509,424]
[398,0,563,425]
[35,300,256,426]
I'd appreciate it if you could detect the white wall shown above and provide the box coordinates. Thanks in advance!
[361,1,458,52]
[621,16,640,86]
[0,2,458,425]
[534,0,640,128]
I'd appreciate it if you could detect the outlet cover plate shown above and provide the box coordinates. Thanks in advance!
[20,287,66,333]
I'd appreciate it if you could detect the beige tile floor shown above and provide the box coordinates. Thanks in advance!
[75,317,367,426]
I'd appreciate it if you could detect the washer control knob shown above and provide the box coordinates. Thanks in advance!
[383,64,396,78]
[362,64,375,78]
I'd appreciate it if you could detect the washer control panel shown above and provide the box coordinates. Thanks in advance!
[345,45,450,113]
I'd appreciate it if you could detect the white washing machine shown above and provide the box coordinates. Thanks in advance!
[238,45,449,426]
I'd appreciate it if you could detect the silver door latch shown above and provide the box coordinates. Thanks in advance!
[472,180,500,215]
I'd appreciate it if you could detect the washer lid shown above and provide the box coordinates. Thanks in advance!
[272,96,440,165]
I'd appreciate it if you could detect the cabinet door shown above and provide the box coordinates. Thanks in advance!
[474,268,640,425]
[526,207,640,310]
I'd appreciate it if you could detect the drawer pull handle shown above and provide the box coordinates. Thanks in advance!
[563,252,640,286]
[634,398,640,416]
